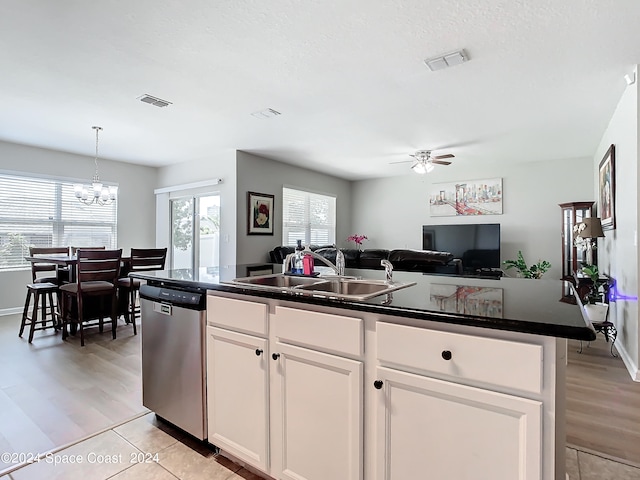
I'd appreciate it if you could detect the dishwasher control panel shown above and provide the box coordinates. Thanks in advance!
[140,284,205,310]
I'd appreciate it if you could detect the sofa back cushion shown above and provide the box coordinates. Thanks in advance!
[270,246,296,264]
[388,249,455,271]
[358,249,390,269]
[313,248,360,268]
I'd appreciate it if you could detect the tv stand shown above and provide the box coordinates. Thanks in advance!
[474,268,504,279]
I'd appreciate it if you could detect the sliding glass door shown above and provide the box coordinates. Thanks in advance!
[170,194,220,277]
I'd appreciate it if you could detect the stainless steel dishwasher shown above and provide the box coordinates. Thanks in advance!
[139,283,207,440]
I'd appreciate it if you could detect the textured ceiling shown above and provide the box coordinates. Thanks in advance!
[0,0,638,180]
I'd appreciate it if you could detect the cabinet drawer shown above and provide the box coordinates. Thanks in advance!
[377,322,542,395]
[207,296,268,336]
[273,306,363,357]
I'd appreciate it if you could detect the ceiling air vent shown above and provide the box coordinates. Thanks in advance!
[251,108,281,119]
[137,94,172,108]
[424,49,468,71]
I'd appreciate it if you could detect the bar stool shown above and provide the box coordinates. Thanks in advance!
[117,248,167,331]
[19,282,58,343]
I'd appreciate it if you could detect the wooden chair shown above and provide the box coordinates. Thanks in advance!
[28,246,70,322]
[117,248,167,332]
[19,282,58,342]
[70,246,106,255]
[28,246,69,284]
[59,249,122,346]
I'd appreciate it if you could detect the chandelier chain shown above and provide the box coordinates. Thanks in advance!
[93,126,102,182]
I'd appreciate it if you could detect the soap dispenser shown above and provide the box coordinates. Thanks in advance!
[302,245,315,276]
[292,240,304,274]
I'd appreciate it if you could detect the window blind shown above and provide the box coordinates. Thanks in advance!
[282,187,335,246]
[0,172,117,270]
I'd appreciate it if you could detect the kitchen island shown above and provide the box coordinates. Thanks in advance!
[132,264,595,480]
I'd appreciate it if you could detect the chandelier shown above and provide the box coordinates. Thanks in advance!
[74,126,118,206]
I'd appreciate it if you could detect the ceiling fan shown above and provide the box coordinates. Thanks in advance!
[391,150,455,174]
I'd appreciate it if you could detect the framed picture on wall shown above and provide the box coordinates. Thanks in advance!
[247,191,274,235]
[429,177,503,216]
[598,144,615,230]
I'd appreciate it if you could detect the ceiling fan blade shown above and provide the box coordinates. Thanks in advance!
[432,154,454,159]
[389,159,414,165]
[431,160,452,165]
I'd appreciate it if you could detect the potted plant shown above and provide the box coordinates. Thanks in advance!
[580,265,607,298]
[579,265,609,322]
[503,251,551,279]
[347,234,368,251]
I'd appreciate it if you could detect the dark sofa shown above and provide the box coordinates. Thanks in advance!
[268,245,462,275]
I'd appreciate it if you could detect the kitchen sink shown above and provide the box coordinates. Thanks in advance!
[298,278,416,300]
[227,274,416,301]
[299,278,390,296]
[230,274,324,289]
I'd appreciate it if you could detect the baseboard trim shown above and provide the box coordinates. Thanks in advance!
[0,307,22,317]
[614,339,640,381]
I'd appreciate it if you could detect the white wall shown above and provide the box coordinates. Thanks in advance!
[236,151,352,264]
[594,67,639,378]
[0,140,157,312]
[350,158,594,281]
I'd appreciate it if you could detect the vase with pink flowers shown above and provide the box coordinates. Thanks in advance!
[347,234,368,251]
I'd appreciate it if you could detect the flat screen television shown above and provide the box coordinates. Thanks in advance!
[422,223,501,274]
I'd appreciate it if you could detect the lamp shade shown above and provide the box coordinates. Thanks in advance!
[580,217,605,238]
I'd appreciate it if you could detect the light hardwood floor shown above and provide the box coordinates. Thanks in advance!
[566,334,640,466]
[2,311,640,476]
[0,313,145,473]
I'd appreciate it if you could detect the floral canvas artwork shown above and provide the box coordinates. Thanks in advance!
[247,191,274,235]
[430,178,503,216]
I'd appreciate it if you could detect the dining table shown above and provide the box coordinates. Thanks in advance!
[24,254,133,333]
[24,254,131,283]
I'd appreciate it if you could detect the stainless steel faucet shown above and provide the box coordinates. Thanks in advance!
[381,259,393,283]
[334,245,345,276]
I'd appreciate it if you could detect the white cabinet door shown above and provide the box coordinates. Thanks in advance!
[375,366,542,480]
[272,342,363,480]
[206,326,269,472]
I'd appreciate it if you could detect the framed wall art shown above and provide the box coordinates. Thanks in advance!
[598,144,615,230]
[430,178,503,216]
[247,191,274,235]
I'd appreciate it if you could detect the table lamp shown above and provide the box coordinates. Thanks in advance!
[578,217,605,266]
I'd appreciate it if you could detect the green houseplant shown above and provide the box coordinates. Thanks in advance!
[503,251,551,279]
[580,264,608,304]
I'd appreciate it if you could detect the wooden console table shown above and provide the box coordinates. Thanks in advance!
[573,273,617,356]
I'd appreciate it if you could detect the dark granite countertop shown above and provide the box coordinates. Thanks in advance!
[131,263,596,341]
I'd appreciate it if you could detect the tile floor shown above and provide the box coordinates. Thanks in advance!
[566,447,640,480]
[2,412,640,480]
[0,412,263,480]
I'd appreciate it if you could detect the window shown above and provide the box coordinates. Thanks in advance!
[0,171,117,270]
[282,187,336,246]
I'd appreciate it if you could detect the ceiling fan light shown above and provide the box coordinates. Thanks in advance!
[425,162,435,173]
[412,162,427,174]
